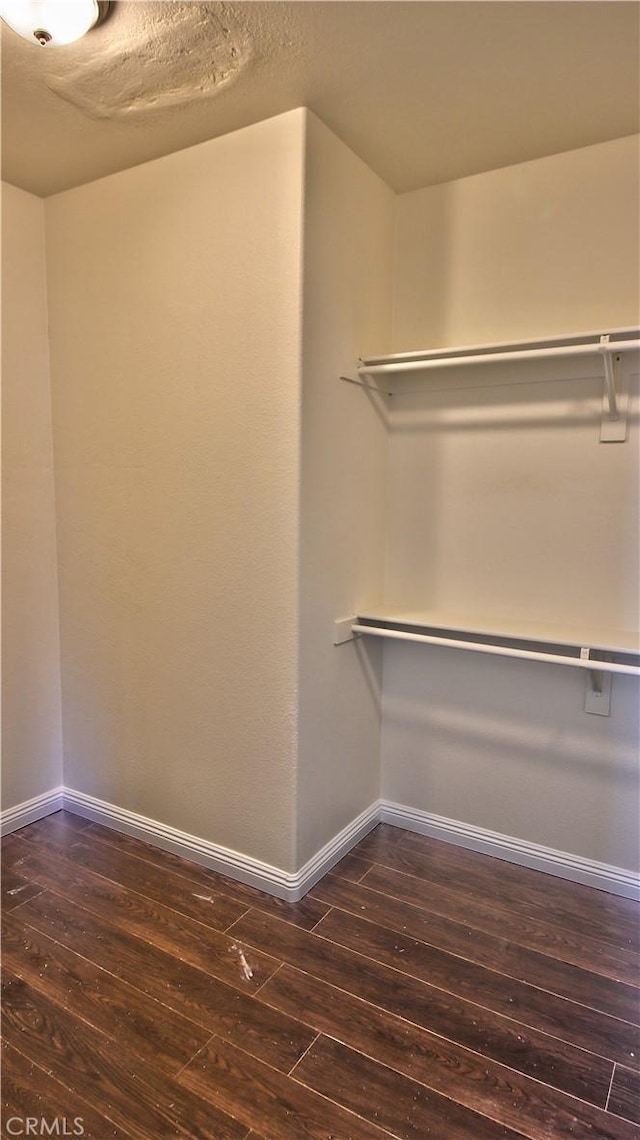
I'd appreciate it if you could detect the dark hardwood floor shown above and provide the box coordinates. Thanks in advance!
[2,812,639,1139]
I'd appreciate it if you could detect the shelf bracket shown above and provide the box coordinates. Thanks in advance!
[584,665,612,716]
[333,616,359,645]
[339,373,392,397]
[599,336,628,442]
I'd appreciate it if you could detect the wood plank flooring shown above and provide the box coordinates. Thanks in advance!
[2,812,639,1139]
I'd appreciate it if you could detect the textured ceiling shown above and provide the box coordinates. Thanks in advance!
[1,1,639,198]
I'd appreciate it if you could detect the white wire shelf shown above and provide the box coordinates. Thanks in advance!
[358,327,640,376]
[341,327,640,442]
[349,609,640,676]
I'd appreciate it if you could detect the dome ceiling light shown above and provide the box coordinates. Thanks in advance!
[0,0,111,47]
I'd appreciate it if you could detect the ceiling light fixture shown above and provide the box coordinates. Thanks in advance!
[0,0,111,46]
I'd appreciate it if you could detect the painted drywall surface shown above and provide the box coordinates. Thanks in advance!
[382,137,640,870]
[381,648,639,871]
[2,182,63,808]
[295,113,394,865]
[393,135,639,348]
[44,111,305,870]
[384,366,639,631]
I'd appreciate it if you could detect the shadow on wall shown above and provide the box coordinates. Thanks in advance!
[380,647,640,869]
[392,182,454,350]
[387,375,640,435]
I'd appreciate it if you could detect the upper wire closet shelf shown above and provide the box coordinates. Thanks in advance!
[341,326,640,442]
[357,327,639,380]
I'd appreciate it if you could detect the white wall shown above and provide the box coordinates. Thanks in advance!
[383,363,639,631]
[6,116,637,880]
[382,136,640,871]
[2,182,63,808]
[44,111,305,870]
[381,649,640,870]
[393,135,639,348]
[295,113,394,865]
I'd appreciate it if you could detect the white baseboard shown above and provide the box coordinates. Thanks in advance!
[3,785,637,900]
[0,786,65,836]
[380,800,640,900]
[291,800,382,898]
[61,787,380,902]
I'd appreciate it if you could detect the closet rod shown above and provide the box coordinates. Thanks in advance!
[351,624,640,676]
[358,339,640,376]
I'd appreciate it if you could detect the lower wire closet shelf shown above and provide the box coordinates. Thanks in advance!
[351,609,640,676]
